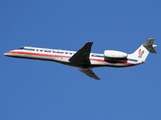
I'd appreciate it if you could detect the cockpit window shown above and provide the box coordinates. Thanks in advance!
[20,47,24,50]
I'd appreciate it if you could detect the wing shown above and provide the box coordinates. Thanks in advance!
[76,67,101,80]
[70,42,100,80]
[69,42,93,65]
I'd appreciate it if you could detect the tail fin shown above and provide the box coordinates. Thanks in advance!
[129,38,157,61]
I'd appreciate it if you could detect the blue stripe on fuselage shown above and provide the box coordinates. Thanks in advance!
[127,59,138,62]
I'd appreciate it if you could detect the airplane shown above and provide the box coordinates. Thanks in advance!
[4,38,157,80]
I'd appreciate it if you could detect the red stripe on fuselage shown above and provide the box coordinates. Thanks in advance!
[7,51,135,66]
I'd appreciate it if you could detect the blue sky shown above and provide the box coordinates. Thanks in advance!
[1,0,161,120]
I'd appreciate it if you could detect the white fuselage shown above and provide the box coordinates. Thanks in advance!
[4,46,142,68]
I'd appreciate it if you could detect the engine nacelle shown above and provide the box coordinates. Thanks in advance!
[104,50,127,58]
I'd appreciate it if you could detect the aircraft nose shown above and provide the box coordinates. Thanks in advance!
[4,52,9,56]
[4,53,7,56]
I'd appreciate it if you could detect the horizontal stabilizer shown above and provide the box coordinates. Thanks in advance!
[143,38,157,53]
[150,47,156,53]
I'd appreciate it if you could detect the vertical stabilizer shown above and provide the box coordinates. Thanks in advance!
[128,38,157,61]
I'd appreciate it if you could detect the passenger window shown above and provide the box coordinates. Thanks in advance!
[53,51,55,53]
[44,50,49,52]
[93,55,97,57]
[40,50,43,52]
[36,49,39,51]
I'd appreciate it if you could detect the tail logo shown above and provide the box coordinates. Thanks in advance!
[138,49,144,58]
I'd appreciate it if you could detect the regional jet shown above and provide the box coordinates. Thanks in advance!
[4,38,157,80]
